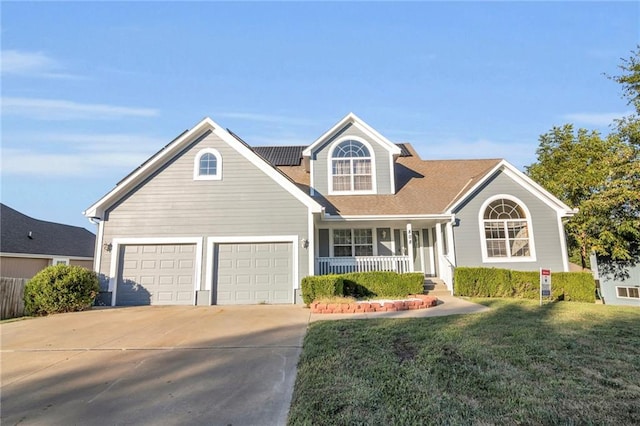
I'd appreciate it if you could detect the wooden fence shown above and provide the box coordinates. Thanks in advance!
[1,277,27,320]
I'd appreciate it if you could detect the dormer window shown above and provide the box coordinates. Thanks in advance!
[330,139,374,193]
[194,148,222,180]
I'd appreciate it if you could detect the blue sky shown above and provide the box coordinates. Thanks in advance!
[1,1,638,231]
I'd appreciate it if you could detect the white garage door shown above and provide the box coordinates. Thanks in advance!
[116,244,196,306]
[215,242,293,305]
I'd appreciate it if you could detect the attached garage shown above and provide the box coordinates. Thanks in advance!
[115,243,197,306]
[213,241,294,305]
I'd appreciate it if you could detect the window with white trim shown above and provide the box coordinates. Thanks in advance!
[331,140,372,192]
[483,198,531,258]
[616,286,639,299]
[333,229,373,256]
[194,148,222,180]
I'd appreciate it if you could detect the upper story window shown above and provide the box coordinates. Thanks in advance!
[194,148,222,180]
[480,197,535,261]
[330,140,373,193]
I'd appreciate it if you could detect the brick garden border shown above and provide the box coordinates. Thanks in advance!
[309,294,438,314]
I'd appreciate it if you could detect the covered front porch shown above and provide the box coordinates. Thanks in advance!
[313,217,457,291]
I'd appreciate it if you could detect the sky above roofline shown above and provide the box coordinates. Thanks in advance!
[1,2,637,230]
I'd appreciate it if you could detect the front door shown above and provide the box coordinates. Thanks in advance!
[399,230,423,272]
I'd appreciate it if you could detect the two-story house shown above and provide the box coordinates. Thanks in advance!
[84,113,576,306]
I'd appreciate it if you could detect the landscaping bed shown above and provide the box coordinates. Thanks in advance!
[310,294,438,314]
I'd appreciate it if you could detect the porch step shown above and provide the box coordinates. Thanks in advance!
[424,277,451,296]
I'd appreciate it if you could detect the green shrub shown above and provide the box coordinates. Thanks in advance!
[454,267,596,302]
[510,271,540,299]
[342,272,424,298]
[24,265,100,316]
[454,267,510,297]
[301,275,344,305]
[553,272,596,303]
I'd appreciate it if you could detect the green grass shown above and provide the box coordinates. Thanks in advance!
[288,299,640,425]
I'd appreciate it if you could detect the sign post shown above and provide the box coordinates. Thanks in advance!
[540,268,551,306]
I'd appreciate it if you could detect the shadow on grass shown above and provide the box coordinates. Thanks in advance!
[289,298,640,425]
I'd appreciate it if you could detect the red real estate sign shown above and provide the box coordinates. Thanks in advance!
[540,268,551,298]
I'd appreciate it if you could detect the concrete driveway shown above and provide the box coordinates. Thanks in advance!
[1,305,311,426]
[1,297,488,425]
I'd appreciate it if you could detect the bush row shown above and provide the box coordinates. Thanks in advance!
[454,267,595,303]
[301,271,424,305]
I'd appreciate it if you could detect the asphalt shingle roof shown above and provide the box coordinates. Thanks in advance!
[266,145,502,216]
[1,204,95,258]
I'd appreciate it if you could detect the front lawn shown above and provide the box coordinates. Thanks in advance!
[288,299,640,425]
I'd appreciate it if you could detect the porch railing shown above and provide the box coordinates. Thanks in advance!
[316,256,411,275]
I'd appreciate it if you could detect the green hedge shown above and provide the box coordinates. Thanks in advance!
[301,272,424,304]
[342,272,425,298]
[24,264,100,316]
[552,272,596,302]
[301,275,344,305]
[454,267,595,303]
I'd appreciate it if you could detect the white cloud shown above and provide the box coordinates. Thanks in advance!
[1,148,154,177]
[1,132,165,177]
[1,97,159,120]
[1,49,80,79]
[562,112,630,127]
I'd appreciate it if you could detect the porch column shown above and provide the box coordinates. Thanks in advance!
[406,223,414,272]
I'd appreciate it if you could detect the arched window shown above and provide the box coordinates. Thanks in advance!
[330,140,372,192]
[193,148,222,180]
[481,197,533,259]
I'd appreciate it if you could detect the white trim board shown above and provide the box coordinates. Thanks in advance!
[303,112,401,157]
[322,214,455,222]
[0,252,94,261]
[107,237,204,306]
[205,235,299,304]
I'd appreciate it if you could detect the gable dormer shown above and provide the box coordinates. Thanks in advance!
[302,113,402,196]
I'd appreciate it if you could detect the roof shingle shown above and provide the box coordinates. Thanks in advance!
[1,204,95,258]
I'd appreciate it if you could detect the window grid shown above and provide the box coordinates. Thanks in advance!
[616,286,640,299]
[483,199,531,259]
[331,140,372,192]
[199,153,217,176]
[333,229,373,257]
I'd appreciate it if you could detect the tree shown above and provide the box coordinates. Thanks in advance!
[526,49,640,273]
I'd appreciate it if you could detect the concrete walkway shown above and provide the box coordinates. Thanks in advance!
[1,297,488,425]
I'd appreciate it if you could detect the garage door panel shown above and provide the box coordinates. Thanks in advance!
[116,243,196,306]
[237,259,251,268]
[255,259,270,268]
[214,242,293,305]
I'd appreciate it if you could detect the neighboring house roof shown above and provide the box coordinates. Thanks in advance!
[0,204,95,258]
